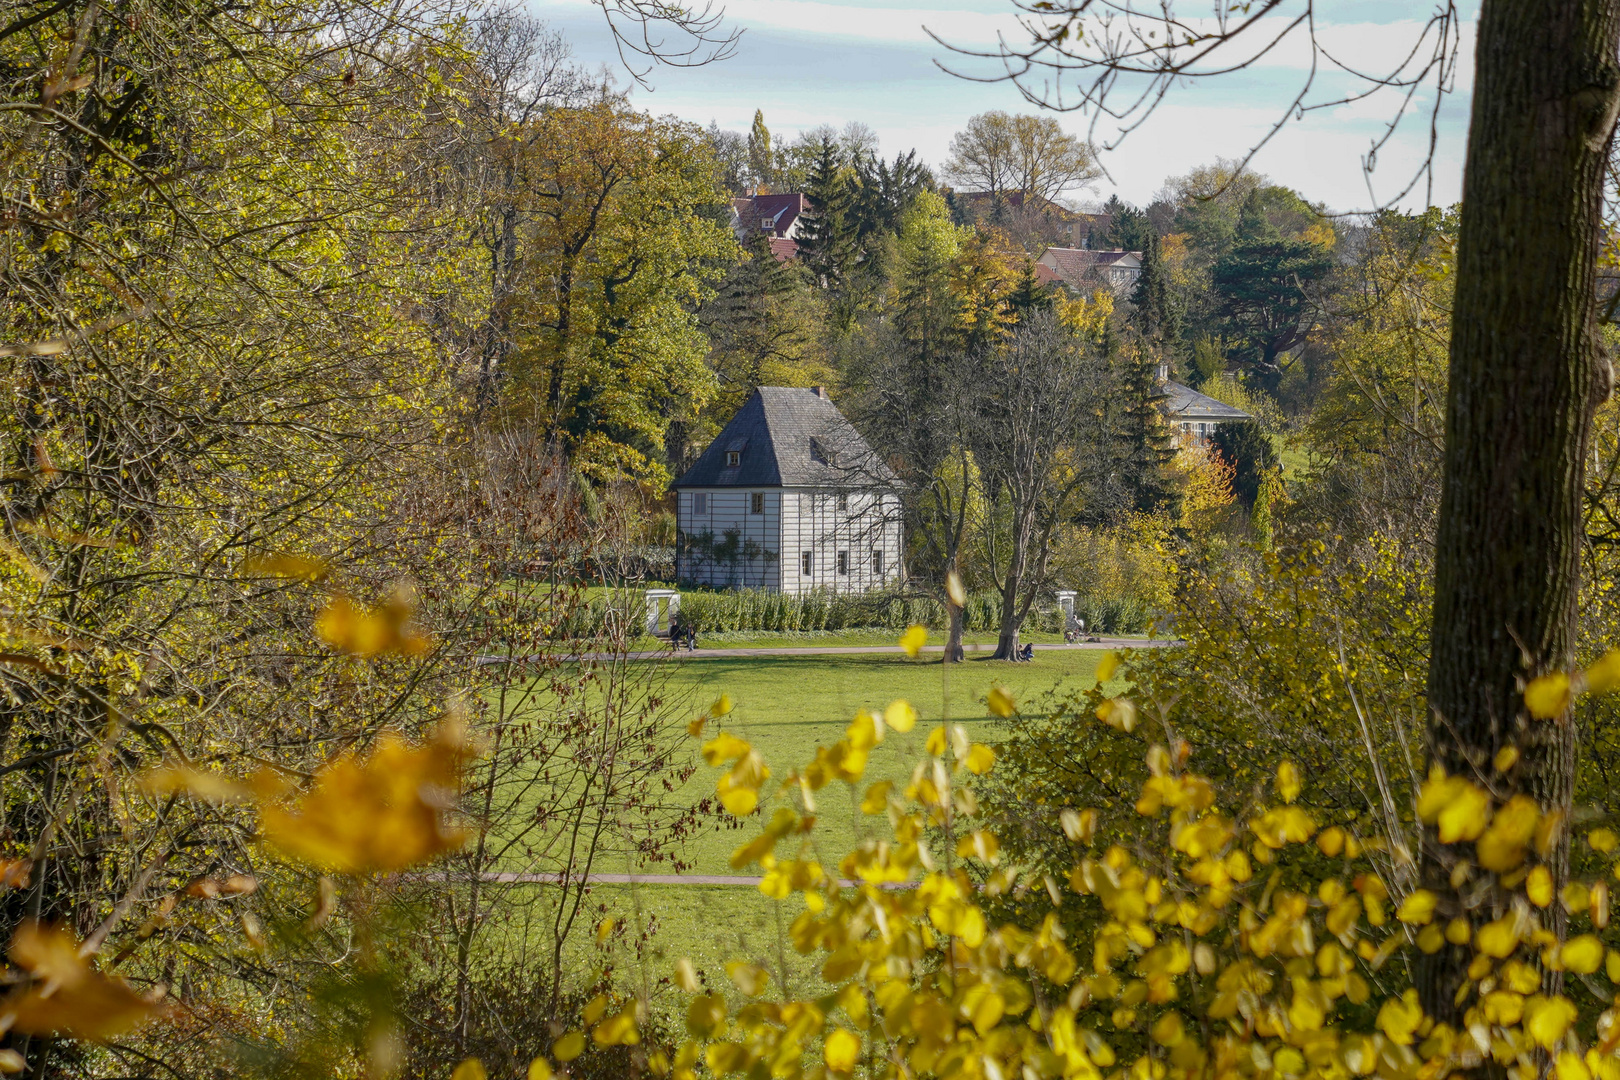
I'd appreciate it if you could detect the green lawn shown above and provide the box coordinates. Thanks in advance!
[474,647,1128,1020]
[673,629,1153,649]
[650,648,1108,877]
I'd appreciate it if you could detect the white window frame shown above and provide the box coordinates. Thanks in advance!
[837,550,849,575]
[750,493,764,515]
[801,551,813,576]
[871,549,884,575]
[725,451,740,467]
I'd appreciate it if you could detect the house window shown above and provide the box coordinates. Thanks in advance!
[810,438,835,465]
[761,217,774,230]
[871,549,884,575]
[751,493,764,514]
[725,451,740,468]
[836,492,849,513]
[801,551,813,576]
[837,550,849,575]
[693,493,708,515]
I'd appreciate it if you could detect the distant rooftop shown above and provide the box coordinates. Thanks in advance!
[1161,381,1252,423]
[673,387,895,490]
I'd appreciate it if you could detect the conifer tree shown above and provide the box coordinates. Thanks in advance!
[747,109,772,192]
[1130,230,1179,345]
[796,137,859,324]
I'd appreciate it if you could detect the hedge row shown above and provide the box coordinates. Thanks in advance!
[543,588,1152,640]
[672,589,1151,635]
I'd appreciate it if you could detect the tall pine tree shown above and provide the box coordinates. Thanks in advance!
[796,137,860,327]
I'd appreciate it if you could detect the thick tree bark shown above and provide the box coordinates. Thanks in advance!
[1419,0,1620,1022]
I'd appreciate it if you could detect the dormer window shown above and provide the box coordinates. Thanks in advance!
[761,217,774,230]
[725,451,740,468]
[810,437,835,465]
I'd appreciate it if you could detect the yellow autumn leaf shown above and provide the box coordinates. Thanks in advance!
[987,685,1015,717]
[710,694,733,717]
[702,733,752,768]
[1525,994,1578,1049]
[899,624,927,658]
[884,699,917,733]
[963,743,996,775]
[1375,990,1422,1046]
[242,552,329,581]
[1475,915,1520,958]
[526,1059,554,1080]
[592,1008,639,1046]
[1096,696,1137,732]
[451,1060,487,1080]
[1477,794,1539,871]
[1416,772,1491,843]
[1061,808,1097,842]
[925,725,948,756]
[1395,889,1437,925]
[1587,648,1620,694]
[1096,651,1121,683]
[1590,827,1619,853]
[726,961,769,996]
[1525,671,1572,719]
[825,1028,860,1074]
[1276,761,1301,804]
[1494,745,1520,772]
[260,720,475,874]
[945,571,967,608]
[596,918,615,944]
[1562,934,1605,974]
[0,923,163,1042]
[674,957,700,993]
[1555,1052,1591,1080]
[860,781,893,815]
[314,588,431,659]
[716,773,759,817]
[1527,865,1555,907]
[552,1032,585,1061]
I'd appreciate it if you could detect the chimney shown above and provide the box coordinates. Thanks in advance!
[811,386,827,399]
[1157,362,1169,384]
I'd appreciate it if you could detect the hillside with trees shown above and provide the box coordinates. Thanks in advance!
[4,0,1620,1076]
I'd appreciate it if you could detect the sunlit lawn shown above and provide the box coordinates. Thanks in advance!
[500,646,1120,1005]
[647,648,1108,876]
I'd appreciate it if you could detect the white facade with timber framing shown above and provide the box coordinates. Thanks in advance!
[672,387,902,595]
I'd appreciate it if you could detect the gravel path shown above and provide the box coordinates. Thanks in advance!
[572,638,1178,662]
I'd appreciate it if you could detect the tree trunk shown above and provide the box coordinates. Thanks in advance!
[1419,0,1620,1023]
[991,558,1024,661]
[945,594,966,663]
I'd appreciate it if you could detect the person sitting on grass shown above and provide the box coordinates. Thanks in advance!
[1019,642,1034,662]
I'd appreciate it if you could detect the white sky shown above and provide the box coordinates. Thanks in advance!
[535,0,1476,214]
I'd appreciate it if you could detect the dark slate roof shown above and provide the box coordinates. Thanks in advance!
[673,387,895,489]
[1160,380,1252,422]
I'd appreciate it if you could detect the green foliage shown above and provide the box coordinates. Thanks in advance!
[1210,420,1280,508]
[1210,191,1336,396]
[668,588,1148,635]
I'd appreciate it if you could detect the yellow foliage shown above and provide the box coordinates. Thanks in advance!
[899,624,928,658]
[314,588,431,659]
[0,923,163,1041]
[259,719,475,873]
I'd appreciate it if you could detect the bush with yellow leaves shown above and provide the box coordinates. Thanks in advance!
[603,642,1620,1080]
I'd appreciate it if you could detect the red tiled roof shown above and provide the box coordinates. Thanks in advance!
[768,237,798,262]
[1033,263,1061,285]
[735,193,808,238]
[1039,247,1142,290]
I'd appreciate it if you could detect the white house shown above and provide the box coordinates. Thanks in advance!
[1156,363,1252,443]
[1036,247,1143,295]
[672,387,903,595]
